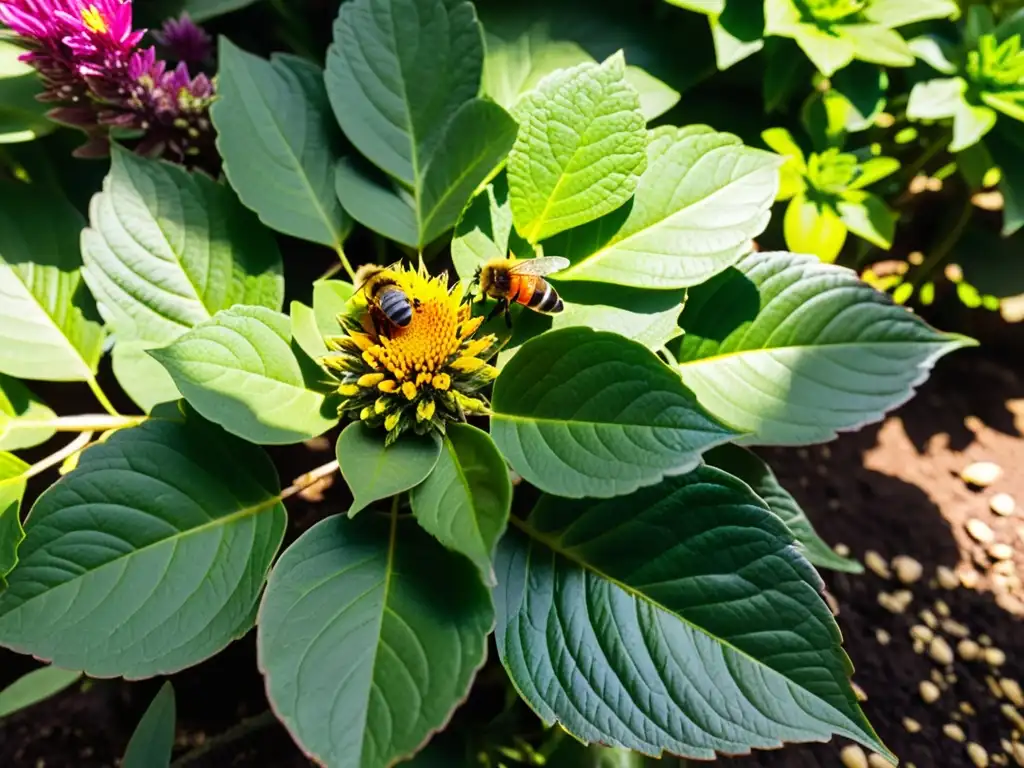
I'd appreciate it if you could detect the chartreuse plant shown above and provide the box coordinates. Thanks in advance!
[0,0,974,765]
[908,6,1024,152]
[763,126,899,261]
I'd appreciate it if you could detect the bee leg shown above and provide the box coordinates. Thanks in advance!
[485,300,505,323]
[504,301,513,329]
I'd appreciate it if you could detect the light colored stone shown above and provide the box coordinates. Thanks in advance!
[937,566,960,590]
[1012,742,1024,767]
[935,599,951,617]
[996,560,1017,575]
[1002,703,1024,731]
[961,569,981,588]
[913,638,926,654]
[834,542,851,557]
[920,680,942,703]
[989,676,1006,699]
[826,591,841,616]
[878,591,912,613]
[920,608,939,628]
[980,634,993,646]
[989,648,1009,667]
[868,755,894,768]
[932,669,947,687]
[945,723,966,742]
[968,518,997,544]
[1004,679,1024,707]
[893,555,924,584]
[865,550,891,578]
[962,461,1003,487]
[992,493,1017,516]
[958,639,981,661]
[992,543,1015,560]
[903,717,921,733]
[943,619,970,638]
[930,636,955,665]
[875,628,891,646]
[961,701,977,716]
[852,681,867,701]
[968,742,990,767]
[841,744,869,768]
[910,625,933,643]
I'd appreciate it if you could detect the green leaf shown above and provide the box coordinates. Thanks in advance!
[258,512,493,768]
[837,191,897,249]
[410,423,511,585]
[0,666,82,719]
[81,146,284,349]
[624,65,681,121]
[0,451,28,587]
[0,374,55,451]
[841,25,914,68]
[490,327,739,498]
[326,0,515,247]
[123,682,176,768]
[508,52,648,243]
[849,156,900,189]
[908,35,958,74]
[451,173,535,281]
[290,300,328,362]
[987,121,1024,236]
[783,194,847,262]
[151,306,338,445]
[550,126,779,288]
[181,0,257,22]
[213,38,352,249]
[0,180,104,382]
[336,422,442,516]
[313,280,355,335]
[709,0,766,70]
[0,41,53,144]
[494,466,890,761]
[952,99,998,153]
[907,77,964,121]
[703,444,862,572]
[864,0,958,28]
[676,251,971,445]
[551,301,683,350]
[0,416,287,677]
[111,342,181,414]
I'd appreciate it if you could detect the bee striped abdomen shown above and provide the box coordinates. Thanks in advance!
[378,285,413,326]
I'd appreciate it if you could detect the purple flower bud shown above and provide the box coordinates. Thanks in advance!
[153,12,211,64]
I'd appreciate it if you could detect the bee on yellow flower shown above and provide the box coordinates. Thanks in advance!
[322,263,501,445]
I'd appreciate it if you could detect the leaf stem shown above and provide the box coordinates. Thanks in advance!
[280,459,340,502]
[335,243,357,281]
[9,414,147,432]
[15,432,94,483]
[169,710,279,767]
[85,376,120,417]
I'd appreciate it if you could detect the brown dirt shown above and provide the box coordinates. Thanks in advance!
[2,349,1023,768]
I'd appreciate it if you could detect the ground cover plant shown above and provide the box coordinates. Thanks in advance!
[0,0,1010,765]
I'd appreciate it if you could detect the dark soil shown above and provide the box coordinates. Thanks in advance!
[2,347,1023,768]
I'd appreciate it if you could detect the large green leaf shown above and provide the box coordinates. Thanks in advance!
[0,41,53,144]
[676,251,970,445]
[703,444,862,573]
[122,682,176,768]
[214,38,352,248]
[111,342,181,414]
[0,451,28,587]
[181,0,258,22]
[494,466,890,761]
[0,666,82,719]
[490,327,739,498]
[151,306,338,445]
[258,512,493,768]
[336,422,441,516]
[81,146,284,348]
[507,52,648,244]
[410,423,511,585]
[551,301,683,351]
[451,173,535,280]
[0,374,55,451]
[0,417,287,677]
[327,0,516,247]
[0,181,104,382]
[549,126,779,288]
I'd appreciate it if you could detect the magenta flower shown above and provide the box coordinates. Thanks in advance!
[153,12,212,64]
[0,0,216,166]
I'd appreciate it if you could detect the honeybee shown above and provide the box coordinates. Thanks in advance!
[474,256,569,324]
[356,264,416,328]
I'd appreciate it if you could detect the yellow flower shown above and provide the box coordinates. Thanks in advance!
[322,263,501,444]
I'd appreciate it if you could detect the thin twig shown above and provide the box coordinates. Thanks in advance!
[169,710,279,767]
[281,459,340,502]
[8,414,147,432]
[6,432,94,484]
[85,376,120,417]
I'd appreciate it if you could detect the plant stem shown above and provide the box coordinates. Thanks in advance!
[85,376,119,417]
[10,414,146,432]
[336,243,357,281]
[280,459,339,501]
[12,432,94,483]
[909,198,973,288]
[170,710,279,767]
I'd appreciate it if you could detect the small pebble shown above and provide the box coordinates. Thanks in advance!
[944,723,966,742]
[961,569,982,588]
[968,742,990,767]
[988,676,1006,699]
[865,550,891,579]
[968,519,997,544]
[852,681,868,701]
[878,591,912,613]
[995,560,1017,575]
[834,543,851,557]
[913,638,926,654]
[920,680,942,703]
[980,634,993,646]
[959,639,982,661]
[1012,742,1024,767]
[989,648,1008,667]
[1001,738,1013,754]
[943,619,971,638]
[893,555,924,584]
[935,599,951,617]
[903,717,921,733]
[948,672,958,684]
[841,744,869,768]
[961,701,977,716]
[962,461,1003,487]
[875,628,891,646]
[991,543,1015,560]
[992,493,1017,516]
[1003,679,1024,707]
[868,755,894,768]
[937,566,960,590]
[1002,703,1024,731]
[930,636,955,665]
[825,591,841,616]
[911,625,933,643]
[932,669,947,687]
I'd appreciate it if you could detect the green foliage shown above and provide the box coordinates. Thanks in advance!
[0,41,53,144]
[0,374,54,451]
[0,451,28,588]
[122,683,176,768]
[0,666,81,719]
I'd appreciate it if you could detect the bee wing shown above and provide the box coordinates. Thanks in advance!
[508,256,570,277]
